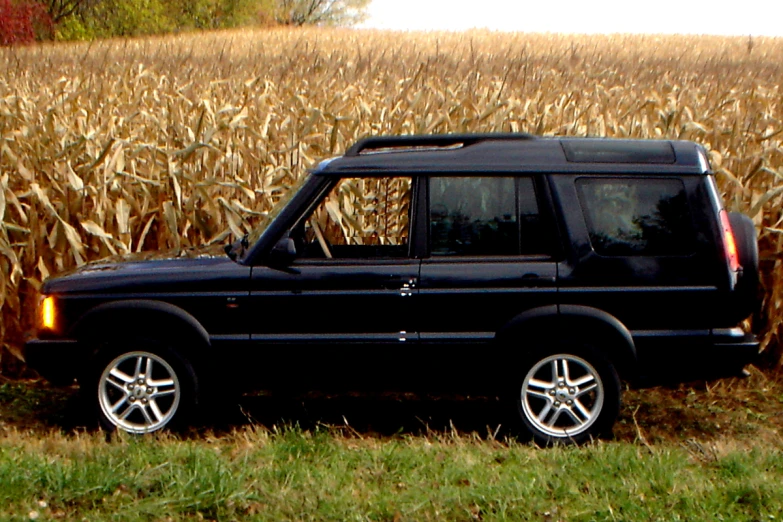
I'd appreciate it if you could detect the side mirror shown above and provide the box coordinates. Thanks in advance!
[267,235,296,267]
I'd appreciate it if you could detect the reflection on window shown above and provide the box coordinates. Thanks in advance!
[429,177,546,256]
[576,178,694,256]
[297,177,412,259]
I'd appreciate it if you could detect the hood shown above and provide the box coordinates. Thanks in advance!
[43,244,249,295]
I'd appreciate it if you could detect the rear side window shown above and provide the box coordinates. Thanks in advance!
[429,176,548,256]
[576,178,694,256]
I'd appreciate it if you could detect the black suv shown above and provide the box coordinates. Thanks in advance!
[25,134,760,444]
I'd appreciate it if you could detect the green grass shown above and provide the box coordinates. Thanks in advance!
[1,427,782,521]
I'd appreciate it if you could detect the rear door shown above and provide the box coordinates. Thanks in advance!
[553,174,721,329]
[415,175,559,388]
[552,174,725,375]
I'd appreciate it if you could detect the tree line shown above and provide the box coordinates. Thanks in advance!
[0,0,370,43]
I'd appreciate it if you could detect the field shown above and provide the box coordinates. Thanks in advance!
[1,27,783,520]
[1,28,783,370]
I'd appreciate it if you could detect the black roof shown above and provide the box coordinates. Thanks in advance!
[314,134,710,176]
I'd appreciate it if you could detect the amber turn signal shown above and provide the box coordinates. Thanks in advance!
[41,296,56,330]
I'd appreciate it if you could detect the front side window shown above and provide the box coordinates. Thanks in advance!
[295,177,412,259]
[429,176,547,256]
[576,178,694,256]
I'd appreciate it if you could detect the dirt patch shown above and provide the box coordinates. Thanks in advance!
[615,366,783,445]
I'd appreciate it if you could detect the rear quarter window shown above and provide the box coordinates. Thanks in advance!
[576,178,695,256]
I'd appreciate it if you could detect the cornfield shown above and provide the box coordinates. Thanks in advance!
[1,29,782,373]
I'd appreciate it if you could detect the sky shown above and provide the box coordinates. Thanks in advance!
[361,0,783,37]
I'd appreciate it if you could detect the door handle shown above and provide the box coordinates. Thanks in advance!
[399,279,417,297]
[382,276,417,290]
[521,273,556,285]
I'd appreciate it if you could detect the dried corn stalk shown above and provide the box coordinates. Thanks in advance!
[0,29,781,370]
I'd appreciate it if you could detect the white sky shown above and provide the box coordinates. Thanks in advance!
[361,0,783,36]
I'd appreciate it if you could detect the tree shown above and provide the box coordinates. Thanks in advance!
[0,0,53,43]
[273,0,369,26]
[171,0,271,30]
[46,0,84,22]
[75,0,173,37]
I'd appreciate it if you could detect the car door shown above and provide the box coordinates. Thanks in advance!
[415,175,559,389]
[247,176,420,389]
[551,174,725,376]
[553,174,720,329]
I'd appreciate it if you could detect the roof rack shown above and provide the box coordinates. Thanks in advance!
[345,133,537,157]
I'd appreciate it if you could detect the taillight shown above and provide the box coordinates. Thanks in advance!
[719,209,740,272]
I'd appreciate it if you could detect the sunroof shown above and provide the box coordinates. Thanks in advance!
[561,140,676,164]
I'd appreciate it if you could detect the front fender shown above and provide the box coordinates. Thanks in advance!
[71,299,211,348]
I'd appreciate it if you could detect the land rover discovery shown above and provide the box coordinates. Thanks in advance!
[25,133,760,444]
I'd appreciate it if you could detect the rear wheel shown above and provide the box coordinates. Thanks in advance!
[88,341,196,434]
[515,348,620,445]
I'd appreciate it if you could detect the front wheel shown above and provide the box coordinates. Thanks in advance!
[89,343,196,434]
[515,350,620,445]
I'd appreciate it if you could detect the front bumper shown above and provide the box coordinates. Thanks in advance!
[24,339,83,385]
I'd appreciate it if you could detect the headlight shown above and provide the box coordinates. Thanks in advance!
[41,296,56,330]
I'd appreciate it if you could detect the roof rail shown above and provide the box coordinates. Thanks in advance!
[345,133,537,157]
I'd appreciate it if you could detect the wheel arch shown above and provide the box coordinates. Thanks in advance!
[496,304,638,380]
[71,299,210,346]
[71,300,212,385]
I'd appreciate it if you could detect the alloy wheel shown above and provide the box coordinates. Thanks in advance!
[520,353,604,439]
[98,351,181,434]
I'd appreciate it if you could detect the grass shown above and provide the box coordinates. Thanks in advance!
[1,370,783,520]
[1,420,782,521]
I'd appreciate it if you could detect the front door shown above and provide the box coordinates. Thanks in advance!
[248,176,419,389]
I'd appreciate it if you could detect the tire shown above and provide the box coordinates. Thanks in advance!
[513,346,621,446]
[87,340,197,434]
